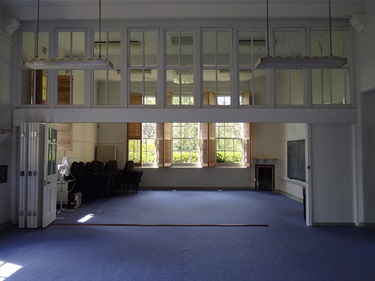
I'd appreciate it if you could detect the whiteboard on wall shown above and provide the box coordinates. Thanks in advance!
[96,145,116,164]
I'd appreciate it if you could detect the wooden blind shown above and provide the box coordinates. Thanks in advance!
[55,123,73,151]
[203,91,216,105]
[156,123,164,167]
[241,91,252,105]
[208,123,216,167]
[199,123,209,167]
[130,93,143,105]
[243,123,251,167]
[164,123,172,167]
[58,75,71,105]
[166,92,173,105]
[127,123,142,139]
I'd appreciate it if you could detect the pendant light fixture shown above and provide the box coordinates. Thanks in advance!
[23,0,113,70]
[255,0,347,69]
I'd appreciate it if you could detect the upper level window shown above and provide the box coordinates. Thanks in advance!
[166,30,195,106]
[311,30,350,105]
[238,30,267,106]
[129,30,158,106]
[57,31,85,106]
[274,29,305,106]
[21,32,49,105]
[93,32,121,106]
[202,30,231,106]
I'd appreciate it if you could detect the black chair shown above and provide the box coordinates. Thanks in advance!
[105,160,123,196]
[122,161,143,194]
[92,161,112,202]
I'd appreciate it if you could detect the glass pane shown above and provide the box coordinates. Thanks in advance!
[275,69,304,106]
[72,70,85,105]
[332,69,350,105]
[238,30,252,66]
[253,70,267,105]
[312,30,348,57]
[253,31,267,65]
[94,70,121,106]
[145,70,157,105]
[72,32,85,58]
[166,32,179,66]
[181,31,193,66]
[58,32,71,58]
[239,69,252,105]
[130,70,143,105]
[22,32,36,60]
[203,70,216,105]
[94,70,106,105]
[22,32,49,105]
[94,32,104,58]
[332,31,348,57]
[108,70,121,105]
[311,31,330,56]
[202,31,216,66]
[128,140,141,162]
[275,30,303,56]
[108,32,121,66]
[289,30,303,56]
[274,30,288,56]
[166,69,178,104]
[290,70,304,105]
[275,70,290,105]
[144,31,158,66]
[129,31,143,66]
[217,31,230,66]
[218,69,231,105]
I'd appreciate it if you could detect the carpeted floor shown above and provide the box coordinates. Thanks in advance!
[1,191,374,281]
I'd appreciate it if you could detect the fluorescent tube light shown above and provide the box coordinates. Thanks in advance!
[254,56,347,69]
[23,58,113,70]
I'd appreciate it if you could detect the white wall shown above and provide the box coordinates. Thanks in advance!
[96,123,126,168]
[57,123,98,164]
[0,11,16,226]
[355,1,375,225]
[0,141,12,226]
[278,123,306,201]
[250,123,306,200]
[141,167,251,190]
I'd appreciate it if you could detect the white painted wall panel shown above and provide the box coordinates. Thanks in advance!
[57,123,97,164]
[0,32,12,131]
[360,92,375,223]
[311,124,354,224]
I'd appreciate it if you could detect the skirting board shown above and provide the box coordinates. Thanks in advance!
[276,189,303,203]
[141,186,255,191]
[358,223,375,228]
[0,220,13,230]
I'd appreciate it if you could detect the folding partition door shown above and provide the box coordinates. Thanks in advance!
[19,122,58,228]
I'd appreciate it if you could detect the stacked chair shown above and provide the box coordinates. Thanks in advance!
[69,160,144,204]
[122,160,143,194]
[104,160,123,196]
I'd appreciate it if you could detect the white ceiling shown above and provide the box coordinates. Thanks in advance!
[0,0,368,21]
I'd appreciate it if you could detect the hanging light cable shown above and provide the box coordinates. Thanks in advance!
[255,0,347,69]
[23,0,113,70]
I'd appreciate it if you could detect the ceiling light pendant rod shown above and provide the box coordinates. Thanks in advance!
[35,0,40,59]
[266,0,270,56]
[98,0,102,59]
[328,0,333,57]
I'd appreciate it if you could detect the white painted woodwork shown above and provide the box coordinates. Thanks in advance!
[310,124,355,224]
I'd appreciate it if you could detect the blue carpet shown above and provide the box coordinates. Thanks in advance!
[1,191,374,281]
